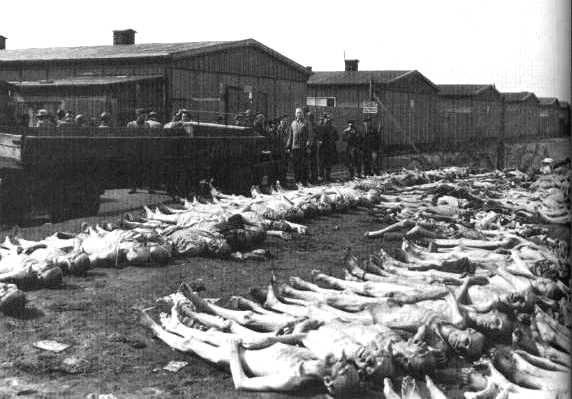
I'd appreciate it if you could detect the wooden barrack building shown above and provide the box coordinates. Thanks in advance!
[437,84,504,144]
[306,60,439,152]
[0,30,310,127]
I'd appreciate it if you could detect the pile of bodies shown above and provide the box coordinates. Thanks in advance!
[0,178,377,314]
[140,246,570,398]
[1,166,569,344]
[137,168,570,398]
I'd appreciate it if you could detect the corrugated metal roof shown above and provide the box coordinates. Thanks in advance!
[437,84,496,96]
[0,38,310,74]
[9,75,164,88]
[502,92,538,103]
[307,70,414,85]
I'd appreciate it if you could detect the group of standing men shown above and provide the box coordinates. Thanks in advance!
[342,115,381,178]
[279,107,381,186]
[285,108,339,185]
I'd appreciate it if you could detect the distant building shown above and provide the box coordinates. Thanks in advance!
[502,92,540,138]
[537,97,563,137]
[0,30,310,126]
[306,60,439,152]
[558,101,571,136]
[437,84,504,143]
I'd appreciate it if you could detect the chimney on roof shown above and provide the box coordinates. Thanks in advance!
[306,66,313,72]
[345,59,359,72]
[0,36,6,50]
[113,29,136,45]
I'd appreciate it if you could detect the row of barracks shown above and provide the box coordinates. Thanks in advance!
[0,31,569,153]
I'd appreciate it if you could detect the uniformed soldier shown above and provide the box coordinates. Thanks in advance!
[252,113,267,136]
[98,112,113,128]
[362,115,380,176]
[163,109,183,129]
[180,109,192,123]
[318,113,339,182]
[74,114,89,127]
[275,115,291,185]
[127,109,149,128]
[342,119,362,178]
[146,111,162,129]
[35,109,55,128]
[57,111,75,127]
[305,111,320,184]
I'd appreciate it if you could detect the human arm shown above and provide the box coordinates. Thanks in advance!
[285,126,293,151]
[445,289,466,328]
[412,323,430,345]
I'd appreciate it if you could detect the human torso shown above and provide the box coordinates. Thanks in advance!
[343,127,360,147]
[240,343,317,377]
[290,120,308,150]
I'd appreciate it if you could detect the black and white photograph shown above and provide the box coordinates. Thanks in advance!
[0,0,570,398]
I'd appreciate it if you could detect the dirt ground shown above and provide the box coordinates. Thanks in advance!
[0,190,569,399]
[0,192,401,399]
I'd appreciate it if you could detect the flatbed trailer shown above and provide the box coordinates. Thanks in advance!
[0,123,283,223]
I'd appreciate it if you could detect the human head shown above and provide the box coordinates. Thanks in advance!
[468,309,513,338]
[56,108,66,120]
[532,277,563,299]
[37,264,64,288]
[135,109,146,122]
[391,341,447,375]
[64,111,74,122]
[62,252,90,276]
[441,324,486,359]
[498,290,536,314]
[254,113,265,125]
[180,110,192,122]
[234,113,244,125]
[322,353,361,398]
[360,348,396,381]
[171,109,182,121]
[347,119,354,127]
[279,115,288,128]
[295,108,304,120]
[74,114,86,126]
[100,111,111,122]
[36,109,49,120]
[542,157,554,165]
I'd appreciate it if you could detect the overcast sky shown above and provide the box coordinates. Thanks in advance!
[2,0,570,102]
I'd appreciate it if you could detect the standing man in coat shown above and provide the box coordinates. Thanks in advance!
[275,115,291,186]
[317,113,339,182]
[305,110,319,184]
[361,115,381,176]
[342,120,362,178]
[286,108,310,185]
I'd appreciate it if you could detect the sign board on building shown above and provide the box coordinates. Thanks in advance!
[361,101,378,114]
